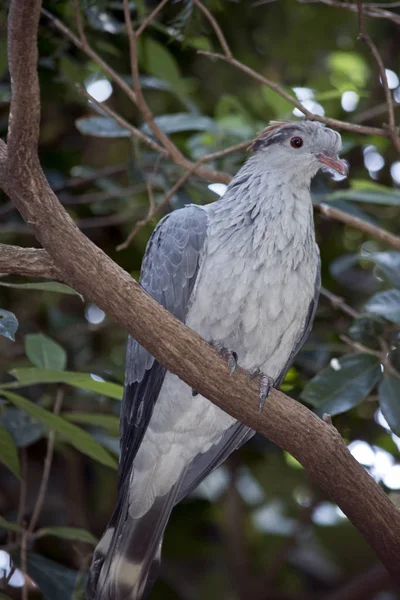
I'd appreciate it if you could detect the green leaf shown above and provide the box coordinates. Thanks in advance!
[0,408,45,448]
[367,252,400,289]
[26,553,78,600]
[36,526,98,545]
[75,116,131,138]
[0,280,82,298]
[0,309,18,342]
[326,189,400,206]
[0,390,117,469]
[25,334,67,371]
[379,375,400,437]
[0,424,20,479]
[0,516,22,533]
[142,37,182,88]
[301,353,382,416]
[63,412,120,436]
[365,289,400,324]
[142,113,217,136]
[8,368,123,400]
[327,51,369,88]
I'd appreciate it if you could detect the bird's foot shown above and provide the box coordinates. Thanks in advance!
[192,341,238,397]
[210,341,238,376]
[249,368,275,412]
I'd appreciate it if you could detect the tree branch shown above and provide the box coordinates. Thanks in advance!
[315,203,400,251]
[298,0,400,26]
[198,51,389,138]
[0,244,61,279]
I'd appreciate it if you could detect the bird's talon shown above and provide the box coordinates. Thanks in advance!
[192,389,199,397]
[209,341,238,376]
[249,369,275,412]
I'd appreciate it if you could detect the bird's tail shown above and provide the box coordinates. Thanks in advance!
[87,480,183,600]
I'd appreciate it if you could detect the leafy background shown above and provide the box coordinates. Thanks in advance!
[1,0,400,598]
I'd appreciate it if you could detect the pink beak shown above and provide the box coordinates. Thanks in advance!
[317,153,348,177]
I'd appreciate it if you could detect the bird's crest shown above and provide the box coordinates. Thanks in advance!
[248,121,294,152]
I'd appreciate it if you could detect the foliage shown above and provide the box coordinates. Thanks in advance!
[1,0,400,598]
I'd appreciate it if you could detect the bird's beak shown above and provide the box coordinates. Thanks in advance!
[317,153,349,177]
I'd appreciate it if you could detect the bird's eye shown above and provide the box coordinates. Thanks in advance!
[290,136,303,149]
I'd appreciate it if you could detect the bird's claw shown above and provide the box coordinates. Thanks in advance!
[210,341,238,376]
[192,342,238,397]
[249,368,275,412]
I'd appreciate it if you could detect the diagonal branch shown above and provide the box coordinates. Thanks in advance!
[315,203,400,251]
[198,51,389,138]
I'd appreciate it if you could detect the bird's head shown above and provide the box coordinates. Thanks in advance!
[249,120,348,182]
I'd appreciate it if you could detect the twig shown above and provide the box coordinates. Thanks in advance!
[27,389,64,535]
[136,0,169,37]
[315,203,400,251]
[41,8,138,105]
[122,0,190,166]
[193,0,233,58]
[356,0,400,152]
[320,287,360,319]
[297,0,400,26]
[117,158,210,250]
[72,0,87,46]
[78,85,167,155]
[198,51,389,138]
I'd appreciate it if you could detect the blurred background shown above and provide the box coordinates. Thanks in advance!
[1,0,400,598]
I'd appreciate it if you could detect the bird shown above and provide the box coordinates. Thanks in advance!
[87,120,347,600]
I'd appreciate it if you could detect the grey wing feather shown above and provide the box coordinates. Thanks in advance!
[87,205,208,600]
[118,204,208,493]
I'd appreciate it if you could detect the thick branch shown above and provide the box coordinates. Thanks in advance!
[0,245,61,279]
[4,0,400,583]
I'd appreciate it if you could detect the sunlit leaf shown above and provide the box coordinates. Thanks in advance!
[0,425,20,479]
[8,368,123,400]
[0,309,18,342]
[36,526,98,545]
[379,375,400,437]
[301,353,382,416]
[365,289,400,324]
[0,391,117,469]
[25,334,67,371]
[0,280,82,298]
[76,116,131,138]
[327,51,369,88]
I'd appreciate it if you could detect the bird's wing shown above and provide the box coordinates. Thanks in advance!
[175,257,321,503]
[87,205,208,600]
[118,204,209,493]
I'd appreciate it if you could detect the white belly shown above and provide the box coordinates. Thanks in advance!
[129,239,319,518]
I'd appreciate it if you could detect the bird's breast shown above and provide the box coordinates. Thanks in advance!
[186,217,319,380]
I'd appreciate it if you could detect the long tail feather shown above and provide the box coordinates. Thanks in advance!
[87,479,183,600]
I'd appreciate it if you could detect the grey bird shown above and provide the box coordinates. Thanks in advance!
[87,120,347,600]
